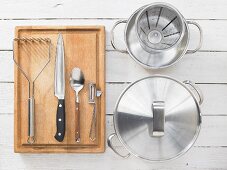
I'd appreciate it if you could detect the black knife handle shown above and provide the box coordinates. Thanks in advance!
[54,99,65,142]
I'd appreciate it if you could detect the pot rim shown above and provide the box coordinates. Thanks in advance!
[113,75,202,162]
[135,2,186,52]
[123,3,190,69]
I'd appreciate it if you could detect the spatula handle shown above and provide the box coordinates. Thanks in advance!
[75,101,80,143]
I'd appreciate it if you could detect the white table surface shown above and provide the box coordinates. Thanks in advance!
[0,0,227,169]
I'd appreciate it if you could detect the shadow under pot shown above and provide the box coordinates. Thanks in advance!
[111,2,203,69]
[108,75,203,161]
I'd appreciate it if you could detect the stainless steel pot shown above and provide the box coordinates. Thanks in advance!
[111,3,203,69]
[108,75,203,161]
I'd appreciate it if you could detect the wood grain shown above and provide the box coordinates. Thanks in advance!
[2,51,227,83]
[14,26,105,153]
[1,20,227,51]
[0,0,227,169]
[106,51,227,83]
[0,0,227,19]
[5,114,227,147]
[2,114,227,170]
[2,82,227,116]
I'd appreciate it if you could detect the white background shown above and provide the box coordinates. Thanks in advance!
[0,0,227,169]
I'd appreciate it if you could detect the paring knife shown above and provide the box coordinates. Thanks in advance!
[54,33,65,142]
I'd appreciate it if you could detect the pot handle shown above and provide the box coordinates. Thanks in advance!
[186,21,203,54]
[107,133,131,158]
[183,80,204,105]
[111,20,128,53]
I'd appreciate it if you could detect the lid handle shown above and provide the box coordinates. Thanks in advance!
[152,101,165,137]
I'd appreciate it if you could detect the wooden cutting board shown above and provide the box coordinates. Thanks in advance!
[14,26,105,153]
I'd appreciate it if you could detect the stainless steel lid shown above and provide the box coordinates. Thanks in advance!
[114,75,201,161]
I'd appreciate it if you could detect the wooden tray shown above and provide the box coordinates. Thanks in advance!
[14,26,105,153]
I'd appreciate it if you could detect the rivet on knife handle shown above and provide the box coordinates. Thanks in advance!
[54,99,65,142]
[54,34,66,142]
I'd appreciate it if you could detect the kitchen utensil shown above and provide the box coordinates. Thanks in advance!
[88,83,96,141]
[14,26,105,153]
[111,2,203,69]
[54,33,66,142]
[13,37,51,144]
[70,67,85,143]
[88,83,102,141]
[108,75,203,161]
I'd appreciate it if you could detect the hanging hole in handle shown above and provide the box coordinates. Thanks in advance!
[111,20,128,53]
[186,21,203,54]
[107,133,130,158]
[27,136,35,144]
[183,80,204,105]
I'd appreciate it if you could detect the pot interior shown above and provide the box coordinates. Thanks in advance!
[136,4,184,51]
[125,4,189,69]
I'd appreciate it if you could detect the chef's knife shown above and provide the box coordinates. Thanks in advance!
[54,33,65,142]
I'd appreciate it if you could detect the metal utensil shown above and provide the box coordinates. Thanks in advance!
[88,83,96,141]
[88,83,102,141]
[70,67,85,143]
[13,37,51,144]
[54,33,66,142]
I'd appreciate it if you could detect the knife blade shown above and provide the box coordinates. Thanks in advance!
[54,33,65,142]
